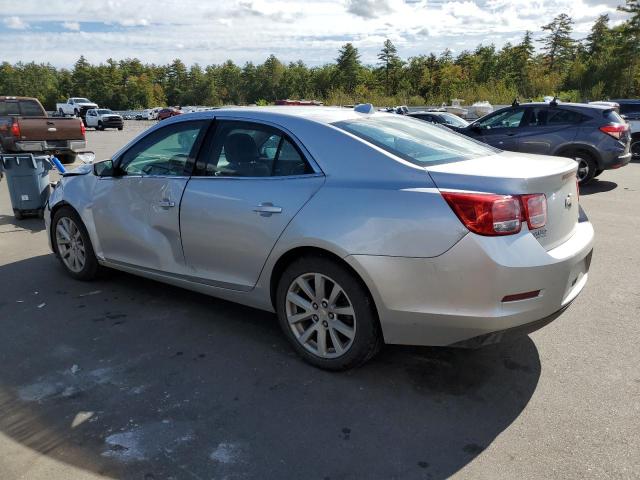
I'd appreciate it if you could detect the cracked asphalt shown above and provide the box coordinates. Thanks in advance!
[0,121,638,479]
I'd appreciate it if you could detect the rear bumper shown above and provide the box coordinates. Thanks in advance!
[14,140,86,153]
[346,219,594,347]
[599,148,631,170]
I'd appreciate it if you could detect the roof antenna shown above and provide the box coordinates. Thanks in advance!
[512,97,520,107]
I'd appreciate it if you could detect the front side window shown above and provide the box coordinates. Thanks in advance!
[334,114,497,166]
[119,121,206,176]
[205,121,312,177]
[476,108,525,129]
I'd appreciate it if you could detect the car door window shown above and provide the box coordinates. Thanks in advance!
[205,121,313,177]
[546,109,586,125]
[119,121,206,176]
[477,109,525,130]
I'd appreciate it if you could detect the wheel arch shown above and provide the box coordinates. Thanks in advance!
[49,201,78,254]
[553,143,602,167]
[268,246,382,331]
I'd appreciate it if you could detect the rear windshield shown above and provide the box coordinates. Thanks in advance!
[604,109,625,123]
[333,115,496,165]
[437,112,469,127]
[0,100,44,116]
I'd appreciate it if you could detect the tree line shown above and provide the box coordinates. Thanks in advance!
[1,1,638,111]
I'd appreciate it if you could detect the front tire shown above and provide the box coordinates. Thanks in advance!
[97,121,104,131]
[276,256,382,370]
[631,140,640,161]
[52,207,99,281]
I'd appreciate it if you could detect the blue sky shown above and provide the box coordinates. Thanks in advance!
[0,0,627,67]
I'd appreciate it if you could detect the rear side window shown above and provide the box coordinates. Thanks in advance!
[204,121,313,177]
[546,109,586,125]
[19,100,44,116]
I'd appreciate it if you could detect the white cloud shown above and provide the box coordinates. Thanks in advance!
[62,21,80,31]
[0,0,625,67]
[3,16,29,30]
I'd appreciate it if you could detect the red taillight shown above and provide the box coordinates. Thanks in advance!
[10,120,20,138]
[80,120,86,137]
[441,192,522,236]
[521,193,547,230]
[442,191,547,236]
[599,123,628,140]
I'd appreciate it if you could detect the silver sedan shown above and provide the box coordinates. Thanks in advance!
[45,106,594,370]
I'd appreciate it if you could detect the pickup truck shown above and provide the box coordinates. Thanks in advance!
[85,108,123,130]
[0,96,86,163]
[56,97,99,121]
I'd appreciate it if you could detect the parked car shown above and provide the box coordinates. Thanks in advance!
[146,107,163,120]
[45,106,594,370]
[85,108,124,131]
[407,111,470,129]
[0,96,86,163]
[455,101,631,184]
[157,108,182,121]
[610,99,640,160]
[56,97,99,123]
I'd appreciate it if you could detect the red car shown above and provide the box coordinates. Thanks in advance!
[157,108,182,121]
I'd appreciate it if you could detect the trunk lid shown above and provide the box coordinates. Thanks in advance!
[17,117,84,141]
[427,151,579,250]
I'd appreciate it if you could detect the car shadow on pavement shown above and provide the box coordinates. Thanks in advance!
[0,214,45,233]
[580,179,617,195]
[0,254,542,480]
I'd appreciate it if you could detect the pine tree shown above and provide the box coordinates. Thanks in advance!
[539,13,576,72]
[335,43,361,93]
[377,39,400,95]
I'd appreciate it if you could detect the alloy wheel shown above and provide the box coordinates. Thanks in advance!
[285,273,356,359]
[55,217,86,273]
[575,157,589,182]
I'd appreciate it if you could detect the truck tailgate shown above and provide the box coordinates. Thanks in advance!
[17,117,84,141]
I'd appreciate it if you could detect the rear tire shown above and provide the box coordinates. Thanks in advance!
[275,255,382,370]
[13,209,24,220]
[631,140,640,161]
[118,126,123,131]
[51,207,100,281]
[564,150,597,185]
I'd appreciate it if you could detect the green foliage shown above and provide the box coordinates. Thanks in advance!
[1,10,639,111]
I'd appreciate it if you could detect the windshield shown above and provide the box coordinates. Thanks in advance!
[438,112,469,127]
[333,114,496,165]
[73,98,91,103]
[97,109,113,114]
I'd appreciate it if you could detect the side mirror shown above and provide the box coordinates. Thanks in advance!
[94,159,115,177]
[470,123,482,132]
[77,151,96,164]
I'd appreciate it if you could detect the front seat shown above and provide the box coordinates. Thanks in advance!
[223,133,270,177]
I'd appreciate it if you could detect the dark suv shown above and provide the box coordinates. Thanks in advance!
[456,102,631,183]
[611,99,640,160]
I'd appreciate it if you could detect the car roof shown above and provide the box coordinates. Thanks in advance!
[170,106,383,126]
[515,102,610,110]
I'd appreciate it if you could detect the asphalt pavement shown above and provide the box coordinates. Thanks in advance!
[0,121,638,479]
